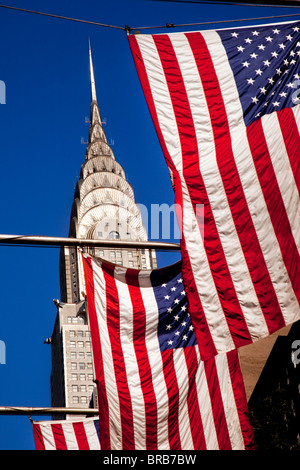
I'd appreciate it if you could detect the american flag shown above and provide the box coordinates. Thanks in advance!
[82,254,254,450]
[129,21,300,360]
[32,416,100,450]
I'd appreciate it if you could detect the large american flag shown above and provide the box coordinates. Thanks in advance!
[129,21,300,360]
[82,254,254,450]
[32,416,100,450]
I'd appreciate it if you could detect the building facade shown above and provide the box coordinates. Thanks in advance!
[49,46,156,417]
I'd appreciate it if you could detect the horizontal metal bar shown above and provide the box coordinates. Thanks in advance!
[0,234,180,250]
[0,406,98,416]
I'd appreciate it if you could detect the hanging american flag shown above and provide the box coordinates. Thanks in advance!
[129,21,300,360]
[82,254,254,450]
[32,416,100,450]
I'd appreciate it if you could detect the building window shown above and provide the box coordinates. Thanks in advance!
[67,317,72,324]
[78,331,83,337]
[80,385,86,392]
[116,251,122,258]
[87,374,94,381]
[128,251,133,258]
[79,362,85,370]
[129,261,134,267]
[72,385,78,392]
[79,374,86,381]
[71,362,77,370]
[70,330,75,337]
[109,231,120,240]
[86,341,91,349]
[78,352,85,359]
[70,341,76,348]
[70,352,76,359]
[110,251,115,258]
[87,363,93,370]
[71,374,77,381]
[78,341,84,348]
[73,396,79,404]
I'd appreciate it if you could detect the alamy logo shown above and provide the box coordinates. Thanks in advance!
[0,340,6,364]
[0,80,6,104]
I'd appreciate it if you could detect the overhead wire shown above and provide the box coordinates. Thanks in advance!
[0,2,300,34]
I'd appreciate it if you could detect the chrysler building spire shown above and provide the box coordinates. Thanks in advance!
[89,39,97,104]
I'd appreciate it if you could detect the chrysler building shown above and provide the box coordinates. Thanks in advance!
[49,45,156,416]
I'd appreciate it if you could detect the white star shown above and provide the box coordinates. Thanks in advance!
[284,59,289,66]
[171,287,176,291]
[231,32,239,37]
[256,69,263,76]
[177,278,183,283]
[243,61,250,67]
[276,68,282,75]
[258,44,266,51]
[287,82,296,88]
[181,306,187,311]
[293,27,300,32]
[271,51,279,58]
[264,101,269,107]
[189,325,194,331]
[279,43,286,50]
[260,87,267,95]
[293,96,300,103]
[166,324,172,330]
[247,78,255,85]
[280,92,287,97]
[252,30,259,36]
[290,50,296,57]
[164,295,170,300]
[245,37,252,44]
[162,283,167,287]
[174,315,179,321]
[290,59,296,65]
[167,307,172,313]
[251,96,259,104]
[286,35,293,41]
[268,77,275,85]
[272,101,280,107]
[175,331,180,336]
[294,73,300,79]
[168,340,173,345]
[174,298,180,304]
[181,290,185,296]
[297,42,300,48]
[266,36,273,42]
[182,335,188,341]
[273,29,280,34]
[255,112,261,118]
[237,46,245,52]
[250,52,258,59]
[263,60,271,67]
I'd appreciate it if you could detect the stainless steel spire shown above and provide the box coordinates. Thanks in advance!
[89,39,97,103]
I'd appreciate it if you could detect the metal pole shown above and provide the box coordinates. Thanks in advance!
[0,234,180,250]
[0,406,98,416]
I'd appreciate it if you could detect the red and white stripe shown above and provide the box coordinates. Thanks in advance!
[32,417,100,450]
[82,254,254,450]
[129,27,300,360]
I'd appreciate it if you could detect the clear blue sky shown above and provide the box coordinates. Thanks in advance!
[0,0,298,450]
